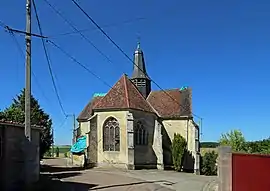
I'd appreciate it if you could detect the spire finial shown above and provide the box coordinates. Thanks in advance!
[137,35,141,50]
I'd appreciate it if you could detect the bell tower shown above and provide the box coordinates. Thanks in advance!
[130,42,151,98]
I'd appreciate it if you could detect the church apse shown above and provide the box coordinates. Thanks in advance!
[96,111,129,168]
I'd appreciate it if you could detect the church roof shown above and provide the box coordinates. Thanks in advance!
[93,74,155,113]
[147,88,192,118]
[77,95,104,121]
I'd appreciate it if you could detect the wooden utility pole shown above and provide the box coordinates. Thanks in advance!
[25,0,32,141]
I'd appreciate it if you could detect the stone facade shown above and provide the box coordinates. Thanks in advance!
[76,109,199,172]
[0,122,41,190]
[76,43,200,173]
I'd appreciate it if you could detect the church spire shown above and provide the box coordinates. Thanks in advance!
[131,41,149,80]
[131,42,151,98]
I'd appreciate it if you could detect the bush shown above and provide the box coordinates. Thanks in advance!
[64,152,68,157]
[171,133,187,171]
[56,147,60,157]
[201,151,218,176]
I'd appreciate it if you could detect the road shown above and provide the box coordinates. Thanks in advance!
[41,158,218,191]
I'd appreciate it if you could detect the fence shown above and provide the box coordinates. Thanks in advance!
[218,146,270,191]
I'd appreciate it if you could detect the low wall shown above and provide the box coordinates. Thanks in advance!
[218,146,270,191]
[0,123,41,190]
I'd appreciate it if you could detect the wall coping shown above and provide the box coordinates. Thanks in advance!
[0,122,42,131]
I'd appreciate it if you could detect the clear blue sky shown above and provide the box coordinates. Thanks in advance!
[1,0,270,145]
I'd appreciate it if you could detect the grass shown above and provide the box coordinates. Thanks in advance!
[50,145,71,154]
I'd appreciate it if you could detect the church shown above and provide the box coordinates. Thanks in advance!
[76,43,200,173]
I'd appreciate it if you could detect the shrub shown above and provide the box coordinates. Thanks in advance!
[56,147,60,157]
[201,151,218,176]
[64,152,68,157]
[171,133,187,171]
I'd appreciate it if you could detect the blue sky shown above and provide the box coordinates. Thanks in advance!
[1,0,270,145]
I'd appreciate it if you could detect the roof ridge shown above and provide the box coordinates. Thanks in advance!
[126,77,154,110]
[123,74,130,108]
[92,77,120,109]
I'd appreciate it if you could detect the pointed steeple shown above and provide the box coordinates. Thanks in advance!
[131,41,149,79]
[131,42,151,98]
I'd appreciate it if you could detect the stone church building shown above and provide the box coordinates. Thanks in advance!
[76,43,200,173]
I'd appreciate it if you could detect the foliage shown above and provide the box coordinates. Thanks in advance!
[55,147,60,157]
[245,138,270,154]
[1,89,53,158]
[171,133,187,171]
[200,142,219,148]
[200,151,218,176]
[219,130,246,152]
[64,152,68,157]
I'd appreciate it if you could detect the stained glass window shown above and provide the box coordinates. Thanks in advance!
[103,117,120,151]
[134,121,148,145]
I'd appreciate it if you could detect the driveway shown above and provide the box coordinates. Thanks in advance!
[41,158,218,191]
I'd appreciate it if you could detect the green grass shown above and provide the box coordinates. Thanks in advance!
[50,145,71,153]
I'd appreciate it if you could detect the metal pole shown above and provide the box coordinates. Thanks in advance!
[73,114,76,143]
[52,129,54,157]
[25,0,32,141]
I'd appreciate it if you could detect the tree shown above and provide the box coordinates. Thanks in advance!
[1,89,53,158]
[171,133,187,171]
[246,138,270,154]
[200,151,218,176]
[55,147,60,157]
[219,129,246,152]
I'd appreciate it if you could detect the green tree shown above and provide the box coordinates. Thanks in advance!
[246,138,270,154]
[219,129,246,152]
[55,147,60,157]
[171,133,187,171]
[200,151,218,176]
[1,89,53,158]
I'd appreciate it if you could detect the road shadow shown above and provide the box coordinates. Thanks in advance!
[90,180,176,190]
[41,164,85,173]
[30,173,98,191]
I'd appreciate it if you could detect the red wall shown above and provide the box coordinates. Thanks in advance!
[232,153,270,191]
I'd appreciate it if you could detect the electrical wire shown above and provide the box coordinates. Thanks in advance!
[71,0,202,120]
[43,0,115,67]
[47,39,114,90]
[32,0,67,117]
[8,30,51,103]
[49,17,146,38]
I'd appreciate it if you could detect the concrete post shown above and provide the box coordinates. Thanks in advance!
[153,120,164,170]
[218,146,232,191]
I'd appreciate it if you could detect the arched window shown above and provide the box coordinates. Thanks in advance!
[134,121,148,145]
[103,117,120,151]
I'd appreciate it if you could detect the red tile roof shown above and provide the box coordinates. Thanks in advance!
[147,88,192,118]
[77,75,192,121]
[77,96,103,121]
[93,74,154,113]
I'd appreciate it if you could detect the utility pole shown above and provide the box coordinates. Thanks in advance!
[25,0,32,141]
[24,0,32,186]
[73,114,76,144]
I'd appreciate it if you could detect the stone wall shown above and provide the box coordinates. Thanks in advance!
[0,123,41,190]
[131,110,163,169]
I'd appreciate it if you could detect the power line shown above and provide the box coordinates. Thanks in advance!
[8,30,50,103]
[32,0,67,117]
[71,0,202,120]
[0,20,50,104]
[49,17,146,38]
[43,0,115,67]
[47,39,114,90]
